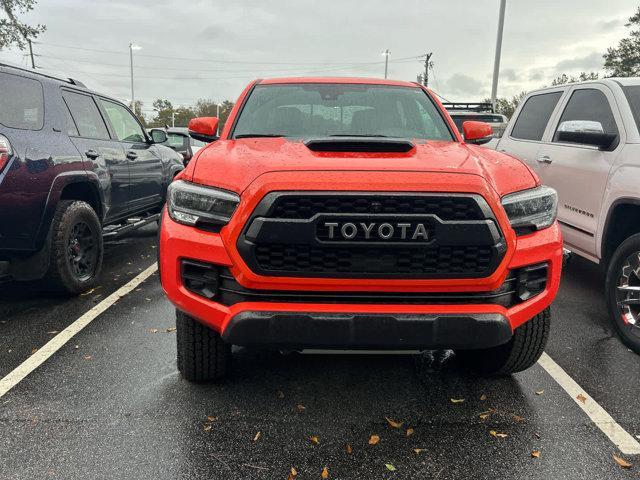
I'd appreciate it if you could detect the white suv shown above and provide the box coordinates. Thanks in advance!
[496,78,640,353]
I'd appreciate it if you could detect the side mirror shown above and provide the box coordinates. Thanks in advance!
[555,120,617,150]
[149,129,168,144]
[462,121,493,145]
[188,117,219,143]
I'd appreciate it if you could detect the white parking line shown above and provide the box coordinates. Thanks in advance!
[538,352,640,455]
[0,263,158,399]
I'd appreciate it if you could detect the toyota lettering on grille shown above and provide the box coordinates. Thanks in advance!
[322,221,431,242]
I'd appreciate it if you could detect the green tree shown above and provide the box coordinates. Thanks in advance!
[604,7,640,77]
[484,91,527,119]
[551,72,599,85]
[131,100,146,127]
[172,105,197,128]
[194,99,218,117]
[149,99,174,128]
[218,100,235,131]
[0,0,46,51]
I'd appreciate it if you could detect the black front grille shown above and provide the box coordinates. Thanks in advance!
[237,192,506,279]
[270,194,484,221]
[254,244,494,276]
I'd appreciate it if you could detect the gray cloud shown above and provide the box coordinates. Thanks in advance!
[501,68,519,82]
[528,70,544,82]
[555,52,604,71]
[444,73,486,96]
[597,17,624,30]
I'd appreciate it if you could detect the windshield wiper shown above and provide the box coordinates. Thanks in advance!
[234,133,284,139]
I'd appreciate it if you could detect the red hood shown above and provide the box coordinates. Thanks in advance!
[187,138,538,197]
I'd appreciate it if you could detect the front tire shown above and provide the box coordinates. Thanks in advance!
[605,234,640,354]
[457,307,550,375]
[45,200,103,295]
[176,310,231,382]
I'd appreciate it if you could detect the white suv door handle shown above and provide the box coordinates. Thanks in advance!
[537,155,552,164]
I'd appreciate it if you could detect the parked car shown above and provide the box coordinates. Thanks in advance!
[443,102,509,138]
[0,63,184,294]
[495,77,640,353]
[159,77,563,382]
[148,127,207,165]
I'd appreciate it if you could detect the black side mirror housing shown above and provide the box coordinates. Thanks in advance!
[555,130,618,150]
[149,129,168,144]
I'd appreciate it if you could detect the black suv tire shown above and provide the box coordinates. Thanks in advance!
[45,200,103,295]
[457,307,550,375]
[176,310,231,382]
[605,234,640,354]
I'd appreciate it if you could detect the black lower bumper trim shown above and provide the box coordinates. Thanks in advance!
[222,311,513,350]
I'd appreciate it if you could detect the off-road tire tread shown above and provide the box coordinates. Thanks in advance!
[45,200,103,295]
[459,307,550,375]
[176,310,230,382]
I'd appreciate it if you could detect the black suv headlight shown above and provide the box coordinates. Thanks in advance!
[501,185,557,234]
[167,180,239,229]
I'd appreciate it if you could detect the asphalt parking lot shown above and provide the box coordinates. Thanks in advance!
[1,225,639,479]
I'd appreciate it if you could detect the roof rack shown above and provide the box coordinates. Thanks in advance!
[0,62,87,88]
[441,102,494,113]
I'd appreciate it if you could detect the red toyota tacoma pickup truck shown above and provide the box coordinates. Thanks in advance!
[159,77,563,382]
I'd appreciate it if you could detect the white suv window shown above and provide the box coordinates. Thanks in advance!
[552,88,618,143]
[511,92,563,141]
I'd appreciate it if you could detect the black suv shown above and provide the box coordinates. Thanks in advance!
[0,64,183,294]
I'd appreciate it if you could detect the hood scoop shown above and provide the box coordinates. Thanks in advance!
[304,137,415,153]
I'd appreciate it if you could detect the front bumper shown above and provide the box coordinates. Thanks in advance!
[160,208,563,350]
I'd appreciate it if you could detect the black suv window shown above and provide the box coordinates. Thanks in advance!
[62,91,110,140]
[0,72,44,130]
[98,99,146,143]
[511,92,563,141]
[553,88,618,143]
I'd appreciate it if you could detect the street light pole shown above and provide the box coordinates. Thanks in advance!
[383,49,391,79]
[490,0,507,111]
[129,43,135,108]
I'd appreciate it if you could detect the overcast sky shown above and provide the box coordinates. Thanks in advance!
[0,0,636,117]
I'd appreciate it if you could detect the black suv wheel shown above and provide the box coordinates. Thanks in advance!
[457,307,550,375]
[45,200,103,295]
[606,234,640,354]
[176,310,231,382]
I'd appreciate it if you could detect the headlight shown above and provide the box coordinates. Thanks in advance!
[167,180,239,228]
[501,185,557,234]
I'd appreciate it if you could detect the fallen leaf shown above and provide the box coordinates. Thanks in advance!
[385,416,403,429]
[406,428,414,437]
[148,328,158,334]
[296,404,306,413]
[576,394,587,404]
[321,466,329,479]
[613,454,632,469]
[80,288,96,296]
[512,414,525,422]
[531,451,541,458]
[450,398,465,404]
[346,443,353,454]
[253,431,261,442]
[480,394,487,401]
[413,448,424,454]
[385,463,396,471]
[206,415,217,422]
[83,355,92,360]
[165,327,176,333]
[534,432,541,439]
[479,409,495,420]
[31,348,38,354]
[489,430,508,438]
[535,390,544,395]
[368,434,380,445]
[310,435,320,445]
[277,390,285,399]
[288,466,297,479]
[203,424,212,432]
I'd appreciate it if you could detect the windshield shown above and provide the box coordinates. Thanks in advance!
[623,86,640,133]
[232,83,454,141]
